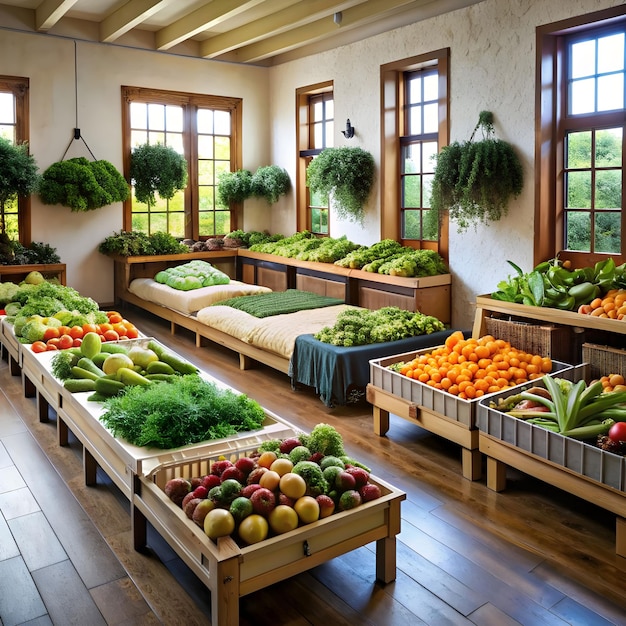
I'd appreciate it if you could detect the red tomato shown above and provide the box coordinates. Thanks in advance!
[43,327,60,341]
[608,421,626,443]
[72,337,83,348]
[31,341,47,353]
[57,326,71,336]
[108,312,123,324]
[46,337,62,349]
[103,329,120,342]
[125,327,139,339]
[46,343,59,351]
[58,334,74,350]
[69,325,84,339]
[112,322,128,337]
[99,323,114,333]
[82,323,98,335]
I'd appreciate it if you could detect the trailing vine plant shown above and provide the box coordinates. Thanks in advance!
[430,111,524,232]
[217,169,253,205]
[251,165,291,204]
[306,147,375,224]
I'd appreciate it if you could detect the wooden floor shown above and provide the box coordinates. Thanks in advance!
[1,304,626,625]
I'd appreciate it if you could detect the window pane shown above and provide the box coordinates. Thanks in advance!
[408,76,422,103]
[409,105,422,135]
[198,186,214,210]
[130,102,147,128]
[403,210,421,238]
[571,39,595,78]
[423,102,438,134]
[423,74,438,101]
[595,211,621,253]
[325,121,333,147]
[198,135,213,159]
[131,129,147,147]
[314,123,323,148]
[214,136,230,160]
[215,210,231,234]
[166,105,183,132]
[0,124,14,141]
[197,109,213,134]
[567,171,591,208]
[595,128,622,167]
[423,207,438,240]
[422,141,438,173]
[311,208,329,235]
[214,110,231,135]
[402,144,419,174]
[403,175,420,207]
[423,173,434,208]
[571,77,596,114]
[313,101,323,121]
[565,211,591,251]
[198,159,213,185]
[310,188,327,207]
[325,99,334,120]
[595,170,622,208]
[598,33,624,73]
[0,92,14,122]
[598,73,624,111]
[148,130,165,144]
[148,103,165,130]
[567,131,591,168]
[199,210,215,236]
[167,133,184,153]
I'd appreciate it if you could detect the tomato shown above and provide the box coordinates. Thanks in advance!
[125,327,139,339]
[43,327,60,341]
[31,341,47,353]
[57,326,71,336]
[58,334,74,350]
[46,337,62,349]
[608,421,626,443]
[72,337,83,348]
[99,323,114,333]
[69,325,84,339]
[82,323,98,335]
[46,343,59,351]
[107,312,123,324]
[103,329,120,342]
[112,322,128,337]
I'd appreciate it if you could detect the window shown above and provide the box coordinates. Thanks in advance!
[122,86,242,239]
[381,49,449,257]
[0,76,30,241]
[536,7,626,267]
[296,82,333,234]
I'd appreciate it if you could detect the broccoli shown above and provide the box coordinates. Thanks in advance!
[291,461,328,496]
[20,319,48,343]
[51,350,78,380]
[300,423,345,458]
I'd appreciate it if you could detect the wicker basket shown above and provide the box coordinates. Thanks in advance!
[484,316,573,363]
[581,343,626,379]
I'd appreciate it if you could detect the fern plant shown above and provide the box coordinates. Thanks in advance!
[217,169,253,205]
[251,165,291,204]
[306,147,375,223]
[430,111,524,232]
[130,143,188,208]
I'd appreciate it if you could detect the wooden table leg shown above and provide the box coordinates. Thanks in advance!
[23,374,36,398]
[57,416,69,446]
[617,516,625,558]
[486,456,507,492]
[373,405,390,436]
[9,355,20,376]
[131,475,148,552]
[214,552,240,626]
[84,447,98,486]
[461,448,482,481]
[38,393,50,422]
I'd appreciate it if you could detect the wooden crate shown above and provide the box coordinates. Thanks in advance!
[582,342,626,379]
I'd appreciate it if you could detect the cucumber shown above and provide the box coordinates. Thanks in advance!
[92,353,108,368]
[116,367,152,387]
[144,373,177,382]
[70,366,102,382]
[94,377,127,397]
[145,360,176,375]
[76,357,105,378]
[100,343,130,354]
[63,378,97,393]
[146,340,198,375]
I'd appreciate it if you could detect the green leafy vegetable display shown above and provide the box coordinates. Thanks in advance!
[98,230,187,256]
[154,260,230,290]
[8,281,103,319]
[99,374,266,448]
[314,306,445,347]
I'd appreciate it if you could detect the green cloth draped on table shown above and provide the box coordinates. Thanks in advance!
[289,329,458,407]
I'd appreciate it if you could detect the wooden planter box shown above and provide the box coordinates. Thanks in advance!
[0,263,66,285]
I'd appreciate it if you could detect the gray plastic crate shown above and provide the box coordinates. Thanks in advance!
[369,347,572,429]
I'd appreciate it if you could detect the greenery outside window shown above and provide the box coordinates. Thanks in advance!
[380,49,449,258]
[536,7,626,268]
[296,82,333,234]
[0,76,30,242]
[122,86,242,240]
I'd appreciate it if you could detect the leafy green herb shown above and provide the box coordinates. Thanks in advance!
[99,374,266,448]
[51,350,76,380]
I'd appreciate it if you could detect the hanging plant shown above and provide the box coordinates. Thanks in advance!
[251,165,291,204]
[430,111,524,232]
[217,169,253,205]
[0,137,40,232]
[306,147,375,223]
[130,143,188,208]
[39,157,129,212]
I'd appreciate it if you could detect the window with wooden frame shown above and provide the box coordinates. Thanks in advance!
[536,6,626,268]
[381,49,449,258]
[0,76,30,242]
[296,82,333,234]
[122,86,242,239]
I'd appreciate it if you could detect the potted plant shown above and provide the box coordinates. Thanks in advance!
[217,169,253,205]
[130,143,188,208]
[430,110,524,232]
[39,157,129,212]
[0,137,40,233]
[306,147,375,224]
[251,165,291,204]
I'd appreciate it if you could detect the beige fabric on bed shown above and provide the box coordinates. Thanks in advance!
[128,278,271,315]
[196,303,359,358]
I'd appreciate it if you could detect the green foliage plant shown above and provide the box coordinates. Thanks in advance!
[217,169,253,205]
[130,143,188,208]
[0,137,40,232]
[306,147,375,224]
[251,165,291,204]
[39,157,129,212]
[98,230,187,256]
[430,111,524,232]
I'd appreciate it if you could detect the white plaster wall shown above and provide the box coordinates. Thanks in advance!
[268,0,624,329]
[0,31,270,304]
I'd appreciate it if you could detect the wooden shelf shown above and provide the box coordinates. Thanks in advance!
[0,263,66,285]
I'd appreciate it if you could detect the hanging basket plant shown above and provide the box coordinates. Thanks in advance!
[39,157,129,212]
[217,169,253,205]
[251,165,291,204]
[130,143,188,208]
[0,137,40,232]
[306,147,375,223]
[430,111,524,232]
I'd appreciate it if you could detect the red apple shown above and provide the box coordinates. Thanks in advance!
[316,494,335,518]
[249,487,276,517]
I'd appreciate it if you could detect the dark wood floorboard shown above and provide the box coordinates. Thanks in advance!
[1,303,625,625]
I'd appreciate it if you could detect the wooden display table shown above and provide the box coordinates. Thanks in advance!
[0,263,66,285]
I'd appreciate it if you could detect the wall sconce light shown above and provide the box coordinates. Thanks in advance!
[341,119,355,139]
[333,12,342,25]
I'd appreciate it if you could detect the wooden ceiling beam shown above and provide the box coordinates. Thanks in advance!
[227,0,418,63]
[35,0,78,31]
[155,0,267,51]
[100,0,175,43]
[200,0,365,59]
